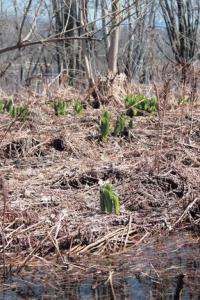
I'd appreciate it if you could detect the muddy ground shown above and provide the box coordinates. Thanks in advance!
[0,94,199,272]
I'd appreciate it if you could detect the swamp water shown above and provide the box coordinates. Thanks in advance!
[0,232,199,299]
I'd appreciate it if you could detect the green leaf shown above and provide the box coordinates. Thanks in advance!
[0,100,4,112]
[74,99,83,114]
[113,114,126,137]
[125,94,157,117]
[99,111,112,142]
[4,99,13,113]
[100,183,120,215]
[53,100,67,116]
[112,192,120,215]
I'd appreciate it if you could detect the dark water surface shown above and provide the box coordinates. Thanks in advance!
[0,232,199,299]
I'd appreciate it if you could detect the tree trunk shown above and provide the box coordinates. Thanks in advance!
[52,0,78,83]
[79,0,95,87]
[101,0,110,63]
[108,0,120,75]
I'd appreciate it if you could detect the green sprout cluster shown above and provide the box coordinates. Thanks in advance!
[0,98,30,121]
[73,99,84,114]
[53,100,67,116]
[99,111,112,142]
[99,111,132,141]
[125,94,157,117]
[100,183,120,215]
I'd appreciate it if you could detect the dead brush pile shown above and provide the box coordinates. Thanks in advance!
[0,86,199,273]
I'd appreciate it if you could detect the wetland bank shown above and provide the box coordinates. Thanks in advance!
[0,88,200,298]
[1,232,199,299]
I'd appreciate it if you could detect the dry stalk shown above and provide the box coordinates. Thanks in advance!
[173,197,199,228]
[0,175,8,278]
[188,67,198,139]
[105,270,116,300]
[123,215,132,250]
[76,228,124,255]
[48,232,63,263]
[153,80,171,172]
[16,226,55,274]
[134,232,150,246]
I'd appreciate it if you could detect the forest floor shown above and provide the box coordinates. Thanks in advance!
[0,87,200,273]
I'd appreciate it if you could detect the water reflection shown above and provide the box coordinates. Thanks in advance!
[0,232,199,299]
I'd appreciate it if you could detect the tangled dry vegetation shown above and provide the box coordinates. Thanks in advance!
[0,82,200,274]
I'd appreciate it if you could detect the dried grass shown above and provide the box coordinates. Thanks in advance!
[0,83,200,274]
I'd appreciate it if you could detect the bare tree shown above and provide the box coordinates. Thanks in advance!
[1,0,199,91]
[160,0,200,82]
[0,0,97,89]
[52,0,79,81]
